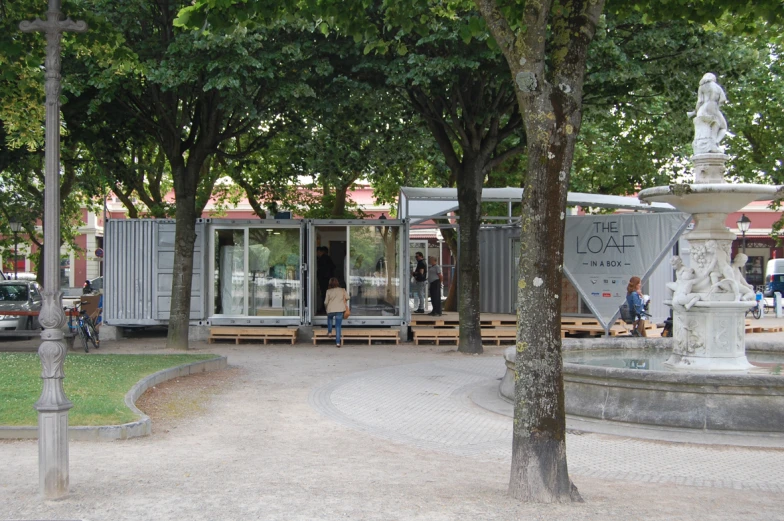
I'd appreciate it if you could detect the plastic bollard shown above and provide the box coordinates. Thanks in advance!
[776,292,783,318]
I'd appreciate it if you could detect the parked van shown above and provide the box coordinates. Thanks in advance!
[764,259,784,297]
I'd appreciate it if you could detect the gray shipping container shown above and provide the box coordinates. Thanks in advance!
[104,219,206,326]
[479,226,519,314]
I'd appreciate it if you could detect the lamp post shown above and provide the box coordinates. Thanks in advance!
[737,214,751,274]
[9,221,22,279]
[20,0,87,499]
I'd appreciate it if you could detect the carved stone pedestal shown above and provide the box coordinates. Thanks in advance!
[692,153,729,184]
[665,301,754,372]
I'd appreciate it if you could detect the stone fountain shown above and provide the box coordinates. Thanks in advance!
[498,74,784,443]
[638,72,779,372]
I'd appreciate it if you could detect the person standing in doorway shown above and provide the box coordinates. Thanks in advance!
[316,246,335,314]
[427,255,443,316]
[412,251,428,313]
[324,277,348,347]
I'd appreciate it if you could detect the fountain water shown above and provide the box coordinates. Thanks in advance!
[638,72,779,372]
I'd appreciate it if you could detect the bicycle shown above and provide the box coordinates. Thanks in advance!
[65,302,100,352]
[746,302,762,320]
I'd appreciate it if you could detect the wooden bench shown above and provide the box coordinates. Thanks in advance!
[410,317,461,327]
[208,327,297,345]
[312,328,400,346]
[480,319,518,327]
[480,327,517,345]
[413,327,517,346]
[561,324,630,338]
[412,327,459,345]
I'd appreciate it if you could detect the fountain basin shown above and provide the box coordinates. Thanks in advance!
[501,339,784,436]
[638,183,778,214]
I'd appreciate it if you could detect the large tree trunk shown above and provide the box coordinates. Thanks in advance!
[456,160,484,354]
[475,0,604,503]
[509,104,579,502]
[166,162,199,350]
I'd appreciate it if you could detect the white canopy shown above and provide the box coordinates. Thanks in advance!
[398,187,676,223]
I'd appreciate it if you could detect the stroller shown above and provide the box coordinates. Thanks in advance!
[619,298,651,337]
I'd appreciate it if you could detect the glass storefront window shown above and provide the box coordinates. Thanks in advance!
[213,227,301,317]
[349,225,400,316]
[248,228,300,317]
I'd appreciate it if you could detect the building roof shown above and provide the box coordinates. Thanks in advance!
[398,187,676,223]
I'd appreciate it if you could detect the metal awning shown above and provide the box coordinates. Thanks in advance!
[398,187,676,224]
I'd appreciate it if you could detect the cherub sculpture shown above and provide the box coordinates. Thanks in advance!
[672,267,709,310]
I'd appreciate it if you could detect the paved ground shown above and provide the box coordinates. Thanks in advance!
[1,325,783,520]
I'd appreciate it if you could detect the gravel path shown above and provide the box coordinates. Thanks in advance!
[1,339,783,520]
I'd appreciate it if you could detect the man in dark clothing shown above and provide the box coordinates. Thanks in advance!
[316,246,335,313]
[412,252,427,313]
[427,255,443,316]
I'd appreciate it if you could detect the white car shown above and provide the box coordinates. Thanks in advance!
[0,280,43,331]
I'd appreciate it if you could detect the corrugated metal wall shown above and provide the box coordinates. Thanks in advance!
[479,226,519,313]
[104,219,207,326]
[104,219,157,325]
[152,221,206,321]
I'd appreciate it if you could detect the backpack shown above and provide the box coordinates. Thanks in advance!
[619,302,634,324]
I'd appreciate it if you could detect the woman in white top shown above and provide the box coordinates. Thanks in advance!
[324,277,348,347]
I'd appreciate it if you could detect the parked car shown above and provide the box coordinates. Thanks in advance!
[2,272,37,281]
[0,280,43,331]
[764,259,784,297]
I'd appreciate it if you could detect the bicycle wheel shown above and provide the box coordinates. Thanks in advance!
[86,318,99,349]
[753,305,762,319]
[79,325,89,352]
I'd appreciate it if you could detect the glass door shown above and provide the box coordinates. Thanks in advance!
[309,220,406,325]
[348,224,400,317]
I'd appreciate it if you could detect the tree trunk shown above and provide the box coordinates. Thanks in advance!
[440,226,458,312]
[474,0,604,502]
[509,107,579,501]
[166,162,199,350]
[456,161,484,354]
[331,184,348,217]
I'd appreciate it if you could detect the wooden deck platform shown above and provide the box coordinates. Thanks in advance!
[412,326,517,346]
[208,326,298,345]
[312,328,400,346]
[745,320,784,334]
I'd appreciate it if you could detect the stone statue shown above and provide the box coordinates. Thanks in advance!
[731,253,756,301]
[704,239,738,299]
[667,256,687,294]
[672,267,708,310]
[668,254,712,295]
[688,73,728,155]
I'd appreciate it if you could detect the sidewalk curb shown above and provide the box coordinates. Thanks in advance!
[0,356,228,441]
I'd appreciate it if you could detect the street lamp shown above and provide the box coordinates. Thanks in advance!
[737,214,751,275]
[8,221,22,280]
[737,214,751,254]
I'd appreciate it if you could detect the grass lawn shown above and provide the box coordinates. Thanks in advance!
[0,353,218,426]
